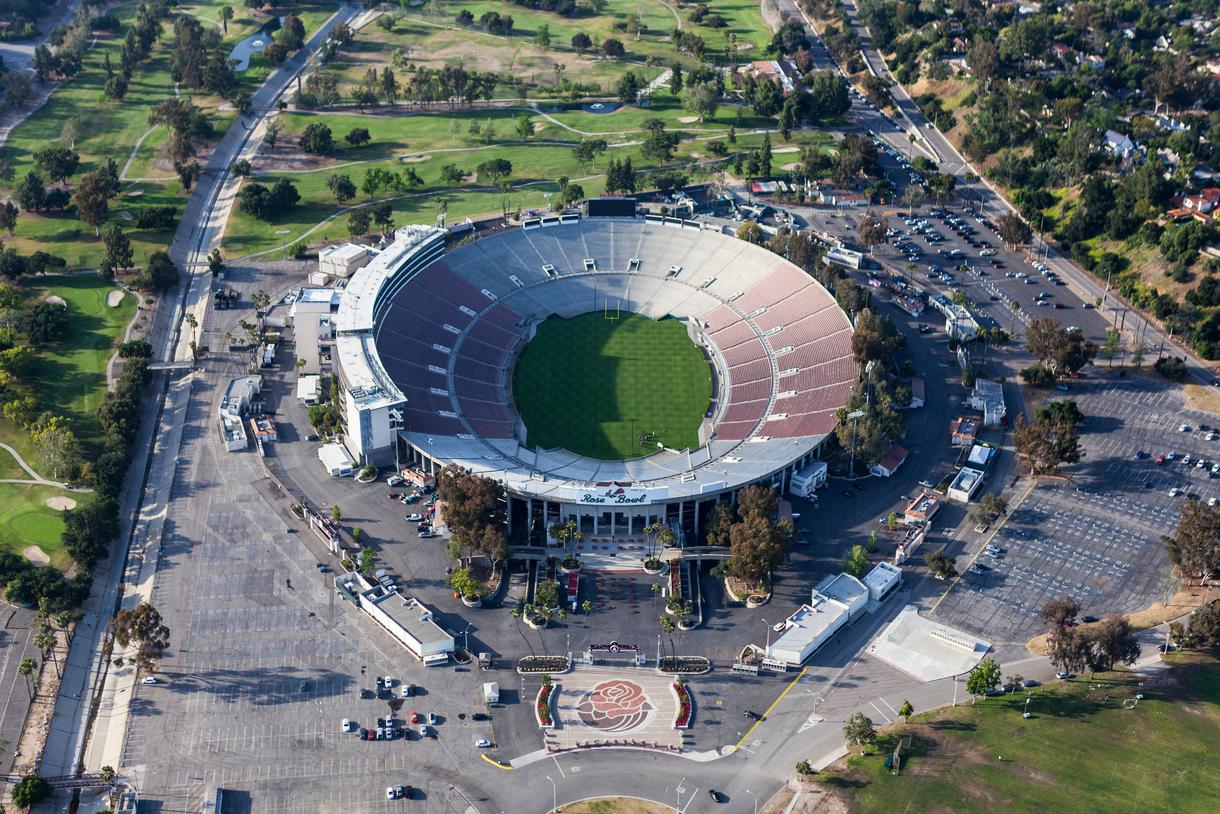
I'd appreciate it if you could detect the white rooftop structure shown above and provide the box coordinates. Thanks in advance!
[969,379,1006,426]
[337,573,454,665]
[296,374,321,404]
[318,442,355,477]
[862,561,902,605]
[867,605,992,681]
[220,375,261,421]
[297,287,342,307]
[947,467,984,503]
[767,572,869,667]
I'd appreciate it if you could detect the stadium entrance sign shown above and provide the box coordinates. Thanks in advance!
[577,486,651,505]
[590,642,641,654]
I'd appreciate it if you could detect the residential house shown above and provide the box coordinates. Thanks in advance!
[1103,130,1137,160]
[1184,188,1220,215]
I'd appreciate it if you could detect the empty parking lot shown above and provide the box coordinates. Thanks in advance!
[933,373,1193,642]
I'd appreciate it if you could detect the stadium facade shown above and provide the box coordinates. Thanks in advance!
[333,211,857,541]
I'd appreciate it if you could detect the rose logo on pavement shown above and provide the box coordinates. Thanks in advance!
[575,679,653,733]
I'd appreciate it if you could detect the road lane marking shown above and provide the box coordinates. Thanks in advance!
[733,667,807,751]
[869,700,892,723]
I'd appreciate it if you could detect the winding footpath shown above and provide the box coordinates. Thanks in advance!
[0,442,75,489]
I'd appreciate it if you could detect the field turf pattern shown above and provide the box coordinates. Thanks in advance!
[512,312,711,459]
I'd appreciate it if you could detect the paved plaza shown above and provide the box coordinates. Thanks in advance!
[547,667,683,751]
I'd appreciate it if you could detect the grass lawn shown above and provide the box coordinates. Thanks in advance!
[512,312,711,459]
[2,275,137,456]
[224,104,830,255]
[823,655,1220,814]
[555,800,669,814]
[0,2,333,269]
[0,483,88,571]
[0,275,131,569]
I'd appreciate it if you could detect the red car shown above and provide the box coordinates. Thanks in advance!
[1156,455,1165,465]
[409,711,421,724]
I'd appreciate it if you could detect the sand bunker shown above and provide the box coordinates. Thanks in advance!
[401,154,431,163]
[22,546,49,566]
[44,294,67,308]
[45,496,77,511]
[106,290,125,307]
[678,116,699,123]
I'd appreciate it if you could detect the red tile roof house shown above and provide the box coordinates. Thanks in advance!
[1183,188,1220,214]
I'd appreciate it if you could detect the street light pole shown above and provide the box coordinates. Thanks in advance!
[762,617,771,653]
[546,775,557,813]
[847,410,865,478]
[745,788,758,814]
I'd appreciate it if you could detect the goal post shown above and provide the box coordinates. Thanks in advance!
[603,300,621,320]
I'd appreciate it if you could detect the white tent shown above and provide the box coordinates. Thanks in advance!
[482,682,500,704]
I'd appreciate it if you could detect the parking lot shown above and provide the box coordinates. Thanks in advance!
[118,360,500,812]
[933,373,1192,642]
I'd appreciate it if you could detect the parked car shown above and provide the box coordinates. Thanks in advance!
[475,738,492,748]
[472,712,491,721]
[386,785,406,800]
[141,677,158,685]
[401,684,415,698]
[342,719,356,733]
[407,513,423,522]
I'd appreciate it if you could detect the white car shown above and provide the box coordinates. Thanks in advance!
[1209,497,1217,507]
[475,738,492,748]
[1169,487,1181,497]
[407,513,423,522]
[141,677,158,685]
[1179,424,1191,432]
[386,786,406,800]
[342,718,356,733]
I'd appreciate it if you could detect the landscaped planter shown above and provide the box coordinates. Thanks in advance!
[658,656,711,675]
[557,560,582,575]
[461,594,483,608]
[677,616,697,631]
[745,594,770,609]
[525,614,549,630]
[536,683,556,729]
[517,656,570,674]
[642,559,665,574]
[671,682,693,729]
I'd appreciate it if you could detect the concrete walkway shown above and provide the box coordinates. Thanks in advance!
[0,442,73,489]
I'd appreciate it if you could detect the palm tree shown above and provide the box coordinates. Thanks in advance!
[549,518,582,562]
[220,5,233,33]
[18,658,36,699]
[35,629,59,679]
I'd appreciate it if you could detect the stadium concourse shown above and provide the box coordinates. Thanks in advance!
[333,212,857,544]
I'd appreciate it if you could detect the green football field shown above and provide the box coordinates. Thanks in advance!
[512,312,712,459]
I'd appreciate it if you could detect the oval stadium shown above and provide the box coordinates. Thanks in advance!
[333,207,856,544]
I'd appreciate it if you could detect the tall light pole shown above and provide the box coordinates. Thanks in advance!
[745,788,758,814]
[275,228,291,260]
[762,617,771,654]
[547,775,557,813]
[847,409,865,478]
